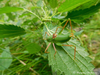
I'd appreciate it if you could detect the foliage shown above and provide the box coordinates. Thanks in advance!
[0,0,100,75]
[81,13,100,68]
[0,47,12,71]
[58,0,90,12]
[23,41,41,54]
[0,7,23,14]
[0,25,26,38]
[43,25,95,75]
[48,0,58,8]
[66,3,100,23]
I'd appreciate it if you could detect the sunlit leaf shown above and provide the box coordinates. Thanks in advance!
[58,0,90,12]
[0,7,23,14]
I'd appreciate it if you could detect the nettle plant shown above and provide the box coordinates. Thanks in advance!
[0,0,100,75]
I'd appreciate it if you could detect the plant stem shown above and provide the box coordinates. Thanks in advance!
[44,22,52,35]
[24,9,41,20]
[19,60,40,75]
[30,1,41,18]
[59,19,68,26]
[41,7,46,17]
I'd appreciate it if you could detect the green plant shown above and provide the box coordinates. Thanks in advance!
[0,0,100,75]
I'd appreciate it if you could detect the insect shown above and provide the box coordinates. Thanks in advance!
[44,19,76,59]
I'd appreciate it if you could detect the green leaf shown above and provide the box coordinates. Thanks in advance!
[26,43,41,54]
[0,7,23,14]
[43,23,95,75]
[48,0,58,8]
[23,41,41,54]
[0,47,12,71]
[66,3,100,23]
[48,41,95,75]
[76,0,100,10]
[74,30,84,36]
[58,0,91,12]
[52,15,65,20]
[0,25,26,38]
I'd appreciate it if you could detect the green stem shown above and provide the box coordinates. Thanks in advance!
[51,12,60,18]
[41,1,51,20]
[41,7,47,17]
[77,36,84,46]
[30,1,41,18]
[51,7,58,17]
[24,9,41,20]
[59,19,68,26]
[44,22,52,35]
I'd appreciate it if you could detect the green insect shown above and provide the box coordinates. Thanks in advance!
[44,19,76,59]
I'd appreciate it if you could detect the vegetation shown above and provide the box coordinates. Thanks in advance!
[0,0,100,75]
